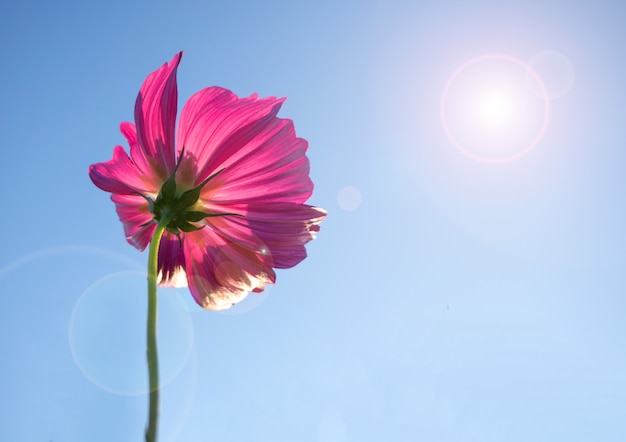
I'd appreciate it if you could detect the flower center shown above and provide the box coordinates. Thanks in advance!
[138,149,240,241]
[152,177,207,235]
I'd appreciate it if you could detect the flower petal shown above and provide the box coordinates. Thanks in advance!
[110,193,155,251]
[176,87,287,183]
[134,52,182,181]
[119,122,162,188]
[205,203,327,269]
[157,234,187,287]
[243,203,326,268]
[177,86,314,205]
[207,118,313,205]
[89,146,153,195]
[182,228,276,310]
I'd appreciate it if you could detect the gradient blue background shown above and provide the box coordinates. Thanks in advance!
[2,0,626,440]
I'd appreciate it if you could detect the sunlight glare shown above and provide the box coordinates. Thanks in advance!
[473,87,516,130]
[441,53,549,163]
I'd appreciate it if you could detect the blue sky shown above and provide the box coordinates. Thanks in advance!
[2,0,626,440]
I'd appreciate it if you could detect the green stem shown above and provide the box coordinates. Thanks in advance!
[145,220,169,442]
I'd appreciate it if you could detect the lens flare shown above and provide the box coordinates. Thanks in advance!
[337,186,363,211]
[441,53,550,163]
[69,271,194,395]
[473,87,515,129]
[527,50,575,100]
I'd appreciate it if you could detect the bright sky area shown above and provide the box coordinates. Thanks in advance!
[1,0,626,441]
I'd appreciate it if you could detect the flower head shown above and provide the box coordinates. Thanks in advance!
[89,52,326,310]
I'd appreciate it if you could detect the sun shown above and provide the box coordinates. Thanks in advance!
[440,54,550,163]
[473,87,516,129]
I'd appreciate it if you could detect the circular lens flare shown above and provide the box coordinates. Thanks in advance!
[441,53,550,163]
[69,271,194,395]
[527,50,575,100]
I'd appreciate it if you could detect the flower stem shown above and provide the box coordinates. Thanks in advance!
[145,220,169,442]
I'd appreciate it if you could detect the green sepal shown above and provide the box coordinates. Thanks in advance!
[178,187,201,208]
[158,147,186,202]
[165,225,179,235]
[178,221,205,233]
[178,168,226,208]
[160,175,177,200]
[147,161,241,234]
[185,211,212,222]
[185,211,243,222]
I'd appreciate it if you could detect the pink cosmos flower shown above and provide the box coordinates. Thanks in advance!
[89,52,326,310]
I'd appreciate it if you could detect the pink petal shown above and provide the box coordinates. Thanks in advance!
[176,87,286,184]
[182,228,276,310]
[120,122,162,187]
[89,146,154,195]
[204,203,327,269]
[243,203,326,268]
[134,52,182,181]
[110,193,155,251]
[208,118,313,205]
[157,234,187,287]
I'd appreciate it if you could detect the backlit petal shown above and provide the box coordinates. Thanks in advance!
[111,193,155,251]
[183,229,276,310]
[119,122,162,188]
[134,52,182,181]
[176,87,286,185]
[202,203,326,269]
[157,234,187,287]
[89,146,159,195]
[208,119,313,205]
